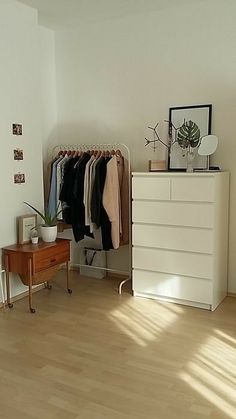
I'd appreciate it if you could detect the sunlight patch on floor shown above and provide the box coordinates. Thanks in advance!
[215,329,236,345]
[179,332,236,418]
[108,301,179,346]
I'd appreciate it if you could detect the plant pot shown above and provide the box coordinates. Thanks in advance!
[41,225,57,243]
[31,236,39,244]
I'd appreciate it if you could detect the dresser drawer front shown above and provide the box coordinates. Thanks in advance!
[35,243,70,272]
[171,177,215,202]
[132,224,213,254]
[132,201,214,228]
[133,269,212,304]
[132,247,213,279]
[132,177,170,200]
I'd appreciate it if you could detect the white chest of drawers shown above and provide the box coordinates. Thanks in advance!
[132,172,229,310]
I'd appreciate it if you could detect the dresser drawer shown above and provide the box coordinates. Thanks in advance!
[132,201,214,228]
[132,224,213,254]
[171,177,215,202]
[132,176,170,200]
[133,269,212,304]
[34,242,70,272]
[132,247,213,279]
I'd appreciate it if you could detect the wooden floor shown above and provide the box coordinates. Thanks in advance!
[0,271,236,419]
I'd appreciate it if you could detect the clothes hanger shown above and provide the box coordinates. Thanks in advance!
[94,150,101,158]
[116,149,122,157]
[72,150,78,157]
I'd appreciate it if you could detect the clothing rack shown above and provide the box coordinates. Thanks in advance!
[51,142,132,294]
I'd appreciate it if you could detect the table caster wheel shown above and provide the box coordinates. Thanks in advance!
[67,288,72,294]
[30,308,36,313]
[8,303,13,309]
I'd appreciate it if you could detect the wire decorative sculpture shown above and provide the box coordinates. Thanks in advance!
[145,120,179,151]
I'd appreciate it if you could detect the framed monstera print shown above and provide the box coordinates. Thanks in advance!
[168,104,212,171]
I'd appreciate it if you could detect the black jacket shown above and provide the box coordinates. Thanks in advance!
[72,153,94,242]
[91,157,113,250]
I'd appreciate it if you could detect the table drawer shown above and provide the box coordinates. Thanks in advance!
[132,224,213,254]
[34,243,70,272]
[171,177,215,202]
[132,201,214,228]
[133,269,212,304]
[132,247,213,279]
[132,176,170,200]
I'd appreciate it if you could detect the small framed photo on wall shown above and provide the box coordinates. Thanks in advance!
[18,214,37,244]
[12,123,23,136]
[14,173,25,184]
[14,149,24,161]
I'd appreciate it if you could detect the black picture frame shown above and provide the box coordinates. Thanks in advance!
[168,104,212,171]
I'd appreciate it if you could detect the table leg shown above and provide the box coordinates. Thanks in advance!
[66,261,72,294]
[4,253,13,309]
[0,272,5,310]
[28,257,35,313]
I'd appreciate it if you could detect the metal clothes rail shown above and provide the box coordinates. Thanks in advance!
[51,143,132,295]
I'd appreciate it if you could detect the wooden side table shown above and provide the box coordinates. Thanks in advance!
[2,238,71,313]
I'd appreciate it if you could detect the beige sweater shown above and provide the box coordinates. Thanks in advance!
[103,155,129,249]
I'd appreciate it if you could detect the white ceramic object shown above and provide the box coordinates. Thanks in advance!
[41,225,57,243]
[198,135,218,156]
[31,236,39,244]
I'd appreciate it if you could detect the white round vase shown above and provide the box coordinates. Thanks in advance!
[41,225,57,243]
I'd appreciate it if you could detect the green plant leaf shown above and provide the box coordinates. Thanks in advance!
[23,202,46,221]
[177,120,200,149]
[23,202,61,226]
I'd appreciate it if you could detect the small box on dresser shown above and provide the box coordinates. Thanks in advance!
[132,172,229,311]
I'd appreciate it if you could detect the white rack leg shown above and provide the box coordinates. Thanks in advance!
[118,277,131,295]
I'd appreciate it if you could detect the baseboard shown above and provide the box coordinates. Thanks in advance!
[68,263,128,279]
[0,266,130,309]
[106,272,127,279]
[68,264,80,272]
[227,292,236,298]
[0,284,45,309]
[0,265,79,310]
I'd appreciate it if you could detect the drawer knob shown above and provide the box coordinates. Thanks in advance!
[50,258,56,263]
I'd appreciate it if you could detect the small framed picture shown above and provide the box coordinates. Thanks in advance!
[18,214,37,244]
[14,149,24,161]
[12,123,22,136]
[168,104,212,170]
[14,173,25,184]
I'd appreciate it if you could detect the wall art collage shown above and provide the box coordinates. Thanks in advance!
[12,123,25,184]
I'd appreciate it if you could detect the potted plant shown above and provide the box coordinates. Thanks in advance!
[31,227,39,244]
[24,202,62,243]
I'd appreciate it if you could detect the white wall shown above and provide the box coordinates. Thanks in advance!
[40,26,57,161]
[0,1,56,299]
[54,0,236,292]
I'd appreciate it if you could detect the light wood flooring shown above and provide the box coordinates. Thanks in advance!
[0,271,236,419]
